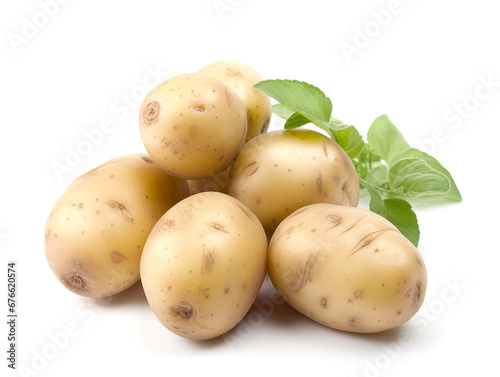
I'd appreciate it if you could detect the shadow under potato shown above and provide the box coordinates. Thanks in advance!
[82,275,408,347]
[221,274,408,346]
[94,280,148,308]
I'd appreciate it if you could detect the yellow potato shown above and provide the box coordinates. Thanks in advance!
[140,192,268,340]
[228,129,359,238]
[268,203,427,333]
[139,72,247,180]
[199,59,272,142]
[44,154,190,298]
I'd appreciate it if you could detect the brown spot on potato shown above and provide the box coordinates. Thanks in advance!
[326,214,342,229]
[201,250,216,275]
[142,156,154,164]
[61,262,91,295]
[171,302,194,320]
[108,201,134,223]
[354,290,364,300]
[160,138,171,150]
[317,173,322,193]
[205,222,227,233]
[190,105,205,112]
[225,67,243,77]
[341,181,353,203]
[339,147,350,166]
[341,217,364,234]
[286,253,318,292]
[198,286,210,298]
[244,161,259,177]
[110,251,125,263]
[413,282,423,305]
[320,297,328,308]
[143,101,160,126]
[224,287,230,294]
[349,229,398,256]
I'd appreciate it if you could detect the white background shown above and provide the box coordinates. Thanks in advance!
[1,0,499,376]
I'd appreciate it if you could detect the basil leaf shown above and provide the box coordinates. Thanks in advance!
[366,164,390,190]
[254,79,332,122]
[364,180,420,247]
[272,103,295,120]
[395,148,462,202]
[367,114,411,165]
[284,112,312,130]
[389,157,451,197]
[368,114,462,201]
[327,126,365,159]
[271,100,363,158]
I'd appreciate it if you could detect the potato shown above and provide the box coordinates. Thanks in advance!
[44,154,190,298]
[228,129,359,238]
[199,60,272,142]
[268,203,427,333]
[139,72,247,180]
[140,192,267,340]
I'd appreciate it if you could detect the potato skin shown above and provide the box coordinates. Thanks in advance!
[44,154,190,298]
[228,129,359,238]
[268,204,427,333]
[199,59,272,142]
[139,72,247,180]
[140,192,268,340]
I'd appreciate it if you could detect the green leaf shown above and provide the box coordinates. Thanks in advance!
[327,126,365,159]
[269,93,363,158]
[367,114,462,201]
[396,148,462,202]
[272,103,295,120]
[284,112,311,130]
[375,198,420,247]
[366,164,390,190]
[364,180,420,247]
[367,114,411,165]
[355,143,382,166]
[254,79,332,122]
[389,157,451,197]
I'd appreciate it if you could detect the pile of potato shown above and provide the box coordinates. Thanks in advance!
[44,60,427,340]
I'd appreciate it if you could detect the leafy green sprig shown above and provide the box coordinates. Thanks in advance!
[254,79,462,247]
